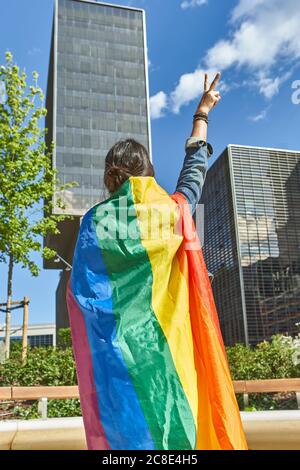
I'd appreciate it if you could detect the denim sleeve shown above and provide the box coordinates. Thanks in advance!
[175,139,213,215]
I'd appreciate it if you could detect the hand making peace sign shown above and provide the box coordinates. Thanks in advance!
[196,72,221,115]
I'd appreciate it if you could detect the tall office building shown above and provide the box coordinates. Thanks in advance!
[45,0,151,328]
[200,145,300,346]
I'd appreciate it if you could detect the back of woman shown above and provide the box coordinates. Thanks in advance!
[67,74,248,451]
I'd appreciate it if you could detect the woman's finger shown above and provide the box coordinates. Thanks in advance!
[204,73,209,92]
[209,72,221,91]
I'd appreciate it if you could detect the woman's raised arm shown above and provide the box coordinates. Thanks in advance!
[175,73,221,214]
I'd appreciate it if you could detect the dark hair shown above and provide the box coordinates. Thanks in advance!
[104,138,154,193]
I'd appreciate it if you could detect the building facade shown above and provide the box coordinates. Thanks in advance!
[200,145,300,346]
[0,324,56,347]
[44,0,151,327]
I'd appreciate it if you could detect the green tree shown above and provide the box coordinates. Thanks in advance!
[0,52,74,358]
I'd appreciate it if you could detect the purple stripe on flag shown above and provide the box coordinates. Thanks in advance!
[66,284,110,450]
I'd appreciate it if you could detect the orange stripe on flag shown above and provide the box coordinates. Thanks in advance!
[171,192,248,450]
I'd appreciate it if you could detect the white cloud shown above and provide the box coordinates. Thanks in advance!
[258,76,280,100]
[170,68,219,113]
[206,3,300,71]
[230,0,266,22]
[150,91,168,119]
[257,70,293,99]
[181,0,207,9]
[171,69,204,114]
[165,0,300,114]
[249,108,269,122]
[205,0,300,78]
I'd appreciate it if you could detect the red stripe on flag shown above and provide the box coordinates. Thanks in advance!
[171,192,226,355]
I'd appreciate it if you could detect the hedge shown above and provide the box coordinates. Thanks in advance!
[0,331,299,418]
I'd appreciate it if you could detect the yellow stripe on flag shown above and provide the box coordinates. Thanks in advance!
[130,177,198,430]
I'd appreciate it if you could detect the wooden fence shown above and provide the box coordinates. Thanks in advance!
[1,379,300,418]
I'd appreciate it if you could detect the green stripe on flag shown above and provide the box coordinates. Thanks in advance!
[92,179,196,450]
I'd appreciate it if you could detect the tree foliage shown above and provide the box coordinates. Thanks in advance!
[0,51,74,275]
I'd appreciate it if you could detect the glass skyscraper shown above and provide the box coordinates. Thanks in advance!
[44,0,151,328]
[46,0,151,216]
[200,145,300,346]
[45,0,150,263]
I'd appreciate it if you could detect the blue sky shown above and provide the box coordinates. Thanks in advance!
[0,0,300,325]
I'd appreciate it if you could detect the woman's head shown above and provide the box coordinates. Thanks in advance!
[104,139,154,193]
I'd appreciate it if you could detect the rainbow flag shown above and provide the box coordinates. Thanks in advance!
[66,176,248,450]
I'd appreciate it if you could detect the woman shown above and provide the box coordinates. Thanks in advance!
[67,73,248,451]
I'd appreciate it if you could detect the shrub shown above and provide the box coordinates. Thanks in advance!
[57,328,72,349]
[0,333,299,418]
[13,399,81,420]
[0,342,76,387]
[226,334,300,380]
[226,334,300,411]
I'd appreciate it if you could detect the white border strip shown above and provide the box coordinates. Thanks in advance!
[142,10,153,161]
[72,0,144,13]
[228,143,300,154]
[53,0,58,211]
[228,146,249,346]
